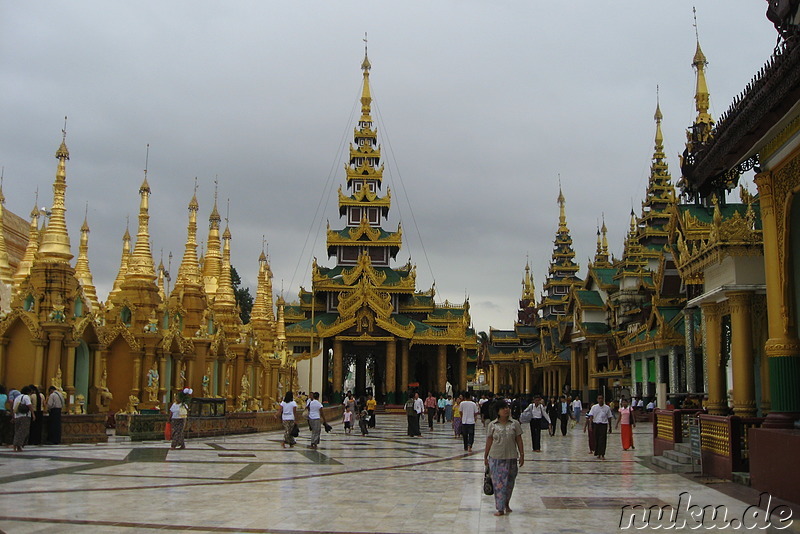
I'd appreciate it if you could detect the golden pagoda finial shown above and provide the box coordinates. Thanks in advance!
[38,121,73,262]
[74,204,99,310]
[0,170,13,286]
[14,196,42,291]
[213,219,238,320]
[557,177,567,229]
[360,34,372,118]
[521,260,535,301]
[124,145,157,283]
[108,223,132,299]
[203,178,223,296]
[654,85,664,149]
[175,187,201,288]
[690,8,714,142]
[601,214,609,255]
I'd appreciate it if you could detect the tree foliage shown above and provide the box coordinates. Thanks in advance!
[231,266,253,324]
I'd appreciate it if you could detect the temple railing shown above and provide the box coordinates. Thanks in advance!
[699,414,765,479]
[653,408,703,456]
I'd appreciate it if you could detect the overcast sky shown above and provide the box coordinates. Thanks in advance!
[0,2,778,333]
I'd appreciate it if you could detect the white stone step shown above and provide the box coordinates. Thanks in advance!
[673,442,692,455]
[652,455,696,473]
[663,449,693,464]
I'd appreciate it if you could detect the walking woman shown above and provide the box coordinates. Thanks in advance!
[277,391,298,448]
[484,399,524,516]
[452,395,462,438]
[12,386,34,452]
[615,397,636,450]
[170,388,192,449]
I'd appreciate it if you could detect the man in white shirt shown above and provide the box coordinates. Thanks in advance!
[521,395,550,452]
[306,392,327,449]
[458,395,479,452]
[46,386,65,445]
[572,397,583,425]
[412,392,424,437]
[585,395,613,460]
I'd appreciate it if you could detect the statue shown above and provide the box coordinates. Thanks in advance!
[144,310,158,333]
[179,361,187,387]
[74,393,86,414]
[123,395,140,414]
[146,362,160,403]
[97,364,113,413]
[51,366,66,396]
[237,374,251,412]
[225,365,232,397]
[49,294,66,323]
[202,363,212,397]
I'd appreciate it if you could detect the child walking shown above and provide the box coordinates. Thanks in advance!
[343,406,353,434]
[359,409,369,436]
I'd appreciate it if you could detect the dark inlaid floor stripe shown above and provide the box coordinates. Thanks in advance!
[0,516,411,534]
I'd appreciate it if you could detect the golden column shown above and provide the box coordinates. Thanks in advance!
[702,302,727,415]
[400,340,409,398]
[754,170,800,426]
[588,344,599,395]
[525,362,532,395]
[385,339,397,403]
[333,338,343,402]
[728,291,756,417]
[458,348,467,394]
[437,345,447,394]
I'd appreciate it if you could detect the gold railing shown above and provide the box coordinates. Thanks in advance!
[656,412,674,441]
[700,418,730,456]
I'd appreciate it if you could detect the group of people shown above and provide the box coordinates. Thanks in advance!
[341,391,376,436]
[1,384,65,451]
[277,391,329,448]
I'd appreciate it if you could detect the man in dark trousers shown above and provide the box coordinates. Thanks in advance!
[584,395,613,460]
[558,395,570,436]
[46,386,64,445]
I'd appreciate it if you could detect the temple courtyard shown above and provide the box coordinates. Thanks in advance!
[0,415,797,534]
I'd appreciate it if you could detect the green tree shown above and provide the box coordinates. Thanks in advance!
[231,266,253,324]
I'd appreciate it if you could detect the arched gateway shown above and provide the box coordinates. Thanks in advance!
[283,52,477,403]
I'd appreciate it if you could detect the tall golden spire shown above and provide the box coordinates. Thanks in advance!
[202,183,222,296]
[74,209,99,311]
[689,10,714,147]
[13,202,41,291]
[212,222,241,331]
[521,261,535,301]
[250,241,275,340]
[37,123,73,262]
[593,217,611,268]
[175,189,201,287]
[157,258,166,301]
[109,225,131,299]
[0,178,14,286]
[360,33,372,119]
[124,173,156,283]
[557,183,567,231]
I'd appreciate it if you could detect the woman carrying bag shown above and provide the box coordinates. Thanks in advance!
[484,399,524,517]
[520,395,550,452]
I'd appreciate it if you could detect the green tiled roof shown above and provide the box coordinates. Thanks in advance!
[429,307,466,318]
[491,330,518,341]
[575,290,604,308]
[679,203,762,230]
[581,322,610,335]
[592,268,618,288]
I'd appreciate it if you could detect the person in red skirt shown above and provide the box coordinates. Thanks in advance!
[615,397,636,450]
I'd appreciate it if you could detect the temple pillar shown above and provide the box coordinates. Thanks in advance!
[64,341,78,405]
[702,302,727,415]
[385,339,397,404]
[728,291,757,417]
[33,341,46,390]
[685,307,698,393]
[588,344,598,401]
[333,338,343,403]
[668,346,679,394]
[754,170,800,427]
[525,362,532,395]
[557,367,564,396]
[437,345,446,394]
[158,355,167,405]
[641,355,650,399]
[458,348,467,394]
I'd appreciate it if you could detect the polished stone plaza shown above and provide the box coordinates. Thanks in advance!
[0,414,796,534]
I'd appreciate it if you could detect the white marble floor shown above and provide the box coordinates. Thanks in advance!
[0,415,796,534]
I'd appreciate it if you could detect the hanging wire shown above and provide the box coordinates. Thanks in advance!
[371,90,436,289]
[288,82,362,295]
